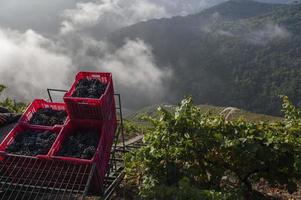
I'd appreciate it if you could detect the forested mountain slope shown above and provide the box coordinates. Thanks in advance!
[109,0,301,116]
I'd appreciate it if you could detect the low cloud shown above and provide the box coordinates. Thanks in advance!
[0,27,72,101]
[201,19,291,44]
[0,27,171,110]
[247,24,290,45]
[100,39,172,108]
[0,0,293,36]
[151,0,226,16]
[0,0,294,111]
[60,0,168,34]
[201,12,236,37]
[60,0,229,35]
[200,12,223,34]
[216,30,235,37]
[59,35,172,108]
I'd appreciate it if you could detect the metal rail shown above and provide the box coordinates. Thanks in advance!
[0,155,94,199]
[102,136,143,200]
[46,89,68,102]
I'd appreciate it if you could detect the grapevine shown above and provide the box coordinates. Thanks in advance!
[125,97,301,199]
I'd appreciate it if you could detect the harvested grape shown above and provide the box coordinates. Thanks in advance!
[58,130,100,159]
[71,78,107,99]
[29,108,67,126]
[6,130,57,156]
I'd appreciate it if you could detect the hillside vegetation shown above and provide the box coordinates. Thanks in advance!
[109,0,301,116]
[125,96,301,199]
[127,104,282,123]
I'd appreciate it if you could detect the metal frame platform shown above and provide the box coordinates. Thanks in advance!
[0,89,144,200]
[0,155,95,200]
[49,89,143,199]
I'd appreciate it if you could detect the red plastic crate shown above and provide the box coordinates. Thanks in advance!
[49,117,117,186]
[0,123,61,159]
[64,71,116,120]
[49,119,106,187]
[19,99,67,128]
[0,154,100,196]
[96,117,118,182]
[49,119,103,164]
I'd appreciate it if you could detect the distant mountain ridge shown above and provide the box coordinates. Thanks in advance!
[109,0,301,116]
[110,0,285,45]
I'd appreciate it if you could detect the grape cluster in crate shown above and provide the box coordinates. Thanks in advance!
[0,71,117,187]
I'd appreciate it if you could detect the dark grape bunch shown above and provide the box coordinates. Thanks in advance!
[29,108,67,126]
[58,130,100,159]
[6,130,57,156]
[71,78,107,99]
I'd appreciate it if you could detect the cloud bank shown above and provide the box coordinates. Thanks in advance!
[0,27,171,109]
[201,16,290,45]
[0,27,72,101]
[58,35,172,108]
[60,0,168,34]
[100,39,172,107]
[247,24,290,45]
[0,0,291,110]
[60,0,231,35]
[0,0,293,35]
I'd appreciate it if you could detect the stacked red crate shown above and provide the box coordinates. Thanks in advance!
[49,119,103,164]
[0,71,117,192]
[61,71,117,188]
[0,99,67,159]
[63,71,116,121]
[0,123,61,159]
[19,99,67,128]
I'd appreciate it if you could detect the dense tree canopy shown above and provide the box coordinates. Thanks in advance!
[109,1,301,116]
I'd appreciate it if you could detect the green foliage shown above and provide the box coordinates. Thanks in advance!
[281,95,301,126]
[0,98,27,114]
[145,177,243,200]
[125,97,301,199]
[0,85,27,113]
[123,120,149,140]
[0,85,5,93]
